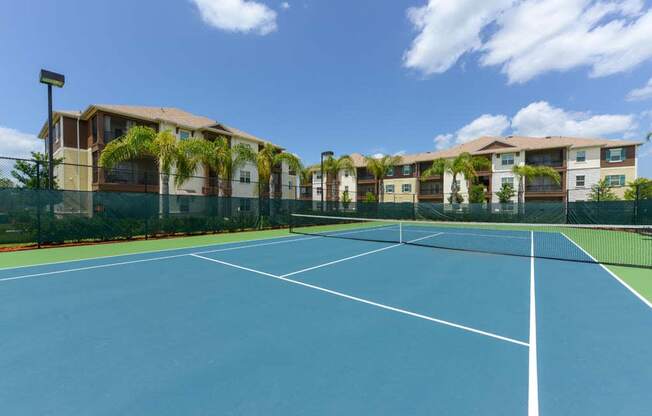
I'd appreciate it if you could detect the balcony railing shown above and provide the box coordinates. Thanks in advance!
[525,158,564,167]
[419,187,443,195]
[525,184,563,193]
[96,167,159,187]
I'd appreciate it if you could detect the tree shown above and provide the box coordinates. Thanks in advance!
[99,126,194,215]
[179,136,256,197]
[468,184,487,203]
[0,177,14,188]
[341,190,352,209]
[421,152,491,204]
[364,154,403,200]
[255,143,302,198]
[364,192,377,203]
[624,178,652,200]
[647,132,651,142]
[511,165,561,204]
[588,178,619,201]
[11,152,62,189]
[323,155,355,200]
[495,183,516,203]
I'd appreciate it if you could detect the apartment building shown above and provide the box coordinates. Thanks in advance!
[319,136,641,203]
[38,105,297,201]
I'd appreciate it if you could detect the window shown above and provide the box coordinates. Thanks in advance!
[501,153,515,166]
[316,187,323,195]
[402,165,412,176]
[576,175,585,187]
[605,175,626,187]
[344,186,349,192]
[385,184,395,193]
[239,199,252,212]
[576,150,586,162]
[179,130,191,140]
[239,170,251,183]
[402,183,412,193]
[607,148,625,162]
[288,181,293,190]
[386,167,394,177]
[501,177,514,187]
[344,170,349,178]
[315,172,322,180]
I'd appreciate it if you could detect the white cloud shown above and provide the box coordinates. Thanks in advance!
[404,0,515,74]
[433,133,454,150]
[626,77,652,101]
[432,101,637,149]
[0,126,42,160]
[192,0,278,35]
[511,101,636,137]
[404,0,652,83]
[433,114,509,148]
[281,1,290,9]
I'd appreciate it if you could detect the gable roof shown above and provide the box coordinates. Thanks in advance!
[39,105,273,145]
[348,135,644,167]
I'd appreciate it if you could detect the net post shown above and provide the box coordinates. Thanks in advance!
[399,221,403,244]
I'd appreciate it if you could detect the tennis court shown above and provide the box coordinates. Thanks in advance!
[0,215,650,415]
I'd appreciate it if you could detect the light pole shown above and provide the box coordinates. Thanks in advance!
[320,151,334,210]
[39,69,65,189]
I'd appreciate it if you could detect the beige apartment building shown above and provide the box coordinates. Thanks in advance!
[38,105,297,202]
[310,136,642,203]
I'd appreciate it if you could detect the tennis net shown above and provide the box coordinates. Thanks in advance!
[289,213,652,268]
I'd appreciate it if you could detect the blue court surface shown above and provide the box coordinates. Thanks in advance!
[0,232,650,415]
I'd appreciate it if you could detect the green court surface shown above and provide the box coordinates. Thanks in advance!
[1,226,650,304]
[0,229,291,269]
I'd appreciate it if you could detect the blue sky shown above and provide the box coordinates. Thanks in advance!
[0,0,651,176]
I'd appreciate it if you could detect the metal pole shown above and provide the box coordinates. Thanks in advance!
[320,154,324,211]
[36,162,42,248]
[47,84,54,189]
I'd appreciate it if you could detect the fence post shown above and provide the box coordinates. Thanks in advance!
[412,193,417,220]
[565,189,570,224]
[635,183,640,225]
[36,161,42,248]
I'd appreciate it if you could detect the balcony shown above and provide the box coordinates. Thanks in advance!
[419,186,443,196]
[94,166,159,193]
[525,149,565,168]
[525,184,563,193]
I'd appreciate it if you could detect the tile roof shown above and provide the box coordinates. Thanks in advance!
[348,136,643,167]
[39,105,272,144]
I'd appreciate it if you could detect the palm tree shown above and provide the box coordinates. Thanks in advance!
[511,165,561,204]
[178,136,256,217]
[421,152,491,204]
[255,143,302,199]
[99,126,194,215]
[323,155,355,201]
[364,154,403,201]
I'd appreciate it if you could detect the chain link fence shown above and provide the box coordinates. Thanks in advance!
[1,155,650,248]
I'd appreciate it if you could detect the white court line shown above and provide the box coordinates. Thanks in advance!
[0,233,306,272]
[528,231,539,416]
[280,232,442,278]
[191,253,528,347]
[404,229,530,240]
[281,244,403,278]
[0,236,319,284]
[561,233,652,309]
[0,253,187,283]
